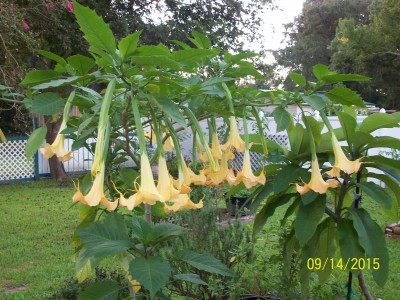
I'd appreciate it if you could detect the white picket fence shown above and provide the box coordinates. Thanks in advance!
[1,115,399,183]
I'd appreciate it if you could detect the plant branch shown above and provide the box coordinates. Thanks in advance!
[358,272,374,300]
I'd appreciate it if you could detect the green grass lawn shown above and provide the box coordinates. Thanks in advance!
[0,179,399,299]
[0,179,79,299]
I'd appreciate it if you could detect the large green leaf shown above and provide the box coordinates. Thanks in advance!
[30,92,64,115]
[224,51,257,64]
[78,213,132,261]
[150,95,186,127]
[362,136,400,152]
[188,31,211,49]
[20,70,60,87]
[336,111,356,147]
[358,113,399,133]
[353,131,375,152]
[313,64,330,80]
[147,223,186,244]
[118,31,141,61]
[362,155,400,173]
[32,76,86,90]
[129,256,171,296]
[177,251,234,277]
[348,208,389,287]
[356,182,391,210]
[131,216,153,241]
[131,55,182,70]
[78,280,119,300]
[282,230,297,277]
[302,94,327,110]
[295,194,326,246]
[225,62,264,80]
[315,221,336,284]
[73,1,116,54]
[173,49,219,65]
[273,106,291,132]
[289,72,306,87]
[304,116,324,146]
[253,193,295,238]
[325,87,365,107]
[25,126,47,159]
[67,55,96,76]
[337,219,364,276]
[273,165,308,194]
[36,50,67,67]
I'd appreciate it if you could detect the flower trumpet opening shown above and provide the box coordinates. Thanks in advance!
[157,155,181,201]
[221,116,246,152]
[211,131,222,160]
[326,135,362,177]
[233,149,265,188]
[39,123,72,162]
[296,158,339,195]
[164,194,204,212]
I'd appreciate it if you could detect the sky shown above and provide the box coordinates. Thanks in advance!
[248,0,305,62]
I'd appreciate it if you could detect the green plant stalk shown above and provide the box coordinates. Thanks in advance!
[222,82,234,113]
[319,110,336,135]
[242,108,250,150]
[300,107,317,161]
[131,95,147,155]
[251,107,268,156]
[150,108,165,158]
[182,106,217,171]
[163,118,183,171]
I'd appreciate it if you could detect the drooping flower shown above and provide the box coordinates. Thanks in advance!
[232,149,265,188]
[164,194,203,212]
[221,116,245,152]
[22,21,30,30]
[296,158,339,195]
[119,152,163,210]
[73,163,118,211]
[179,154,207,186]
[205,152,237,186]
[163,136,174,152]
[40,122,72,162]
[326,135,362,177]
[157,155,180,201]
[210,131,222,160]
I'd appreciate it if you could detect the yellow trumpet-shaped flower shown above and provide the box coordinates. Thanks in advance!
[72,163,118,211]
[180,154,207,186]
[233,149,265,188]
[40,123,72,162]
[164,194,203,212]
[211,132,222,160]
[119,152,163,210]
[157,155,181,201]
[296,158,339,195]
[163,136,174,152]
[205,152,237,186]
[196,140,209,163]
[221,116,246,152]
[326,135,362,178]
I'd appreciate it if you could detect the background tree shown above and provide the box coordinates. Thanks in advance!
[330,0,400,109]
[273,0,371,87]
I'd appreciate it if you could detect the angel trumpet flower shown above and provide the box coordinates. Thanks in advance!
[40,121,72,162]
[157,155,180,201]
[180,154,207,186]
[233,149,265,188]
[221,116,246,152]
[205,152,237,186]
[72,163,118,211]
[326,135,362,177]
[296,158,339,195]
[163,136,174,152]
[164,194,203,212]
[211,131,222,160]
[119,152,163,210]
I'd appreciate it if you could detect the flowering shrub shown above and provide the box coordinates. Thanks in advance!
[16,1,400,299]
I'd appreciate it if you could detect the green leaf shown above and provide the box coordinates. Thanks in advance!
[25,126,47,159]
[129,257,171,296]
[173,274,207,285]
[321,74,370,84]
[273,106,291,132]
[118,31,141,61]
[36,50,67,67]
[131,216,153,241]
[315,221,336,284]
[348,208,389,287]
[172,49,219,65]
[357,182,392,210]
[177,251,234,277]
[295,194,326,246]
[201,77,236,87]
[288,123,304,155]
[336,111,356,146]
[118,168,139,187]
[282,230,297,277]
[362,136,400,152]
[30,92,64,115]
[225,64,264,80]
[366,173,400,216]
[131,55,182,70]
[253,193,295,238]
[73,1,116,54]
[20,70,60,87]
[302,94,327,110]
[150,95,186,127]
[304,116,324,146]
[289,72,306,87]
[273,165,308,194]
[362,155,400,173]
[188,31,211,49]
[67,55,96,76]
[32,76,83,90]
[78,280,119,300]
[224,51,257,64]
[353,131,375,152]
[325,87,365,107]
[148,223,186,244]
[78,213,131,261]
[358,113,399,133]
[301,190,319,206]
[313,64,330,80]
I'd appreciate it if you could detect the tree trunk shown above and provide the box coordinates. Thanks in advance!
[45,118,68,180]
